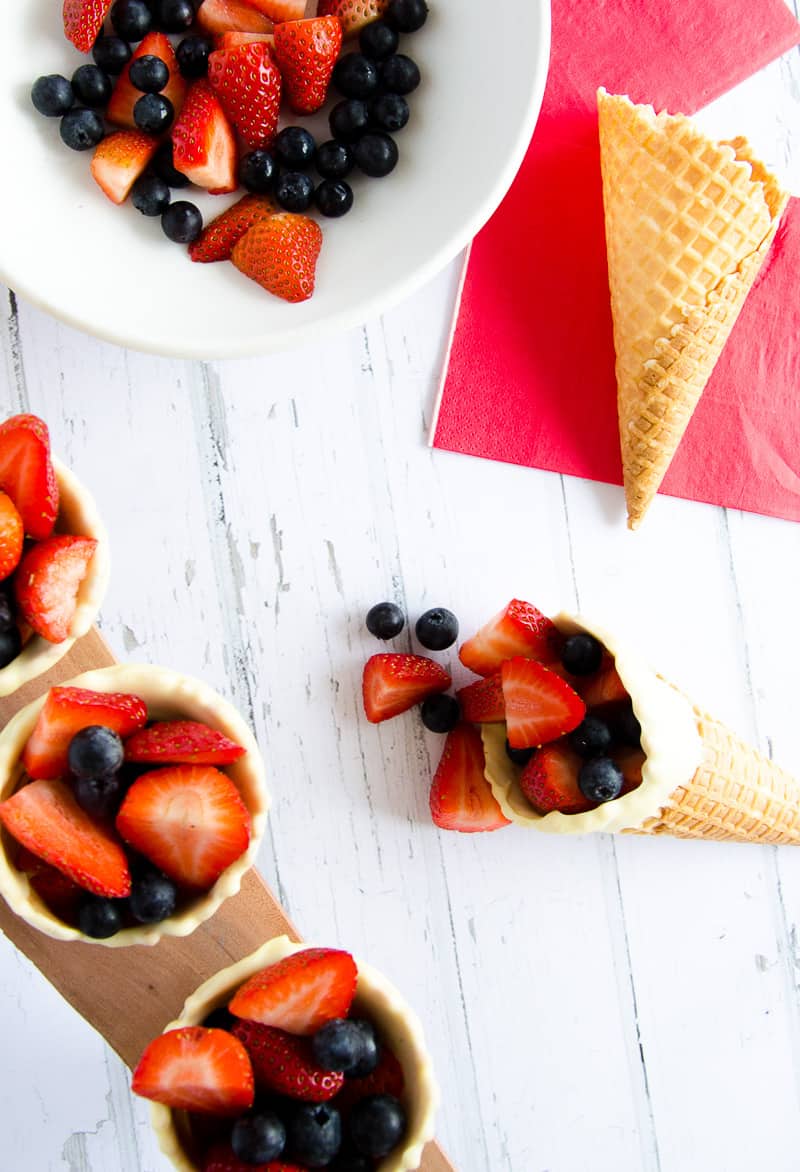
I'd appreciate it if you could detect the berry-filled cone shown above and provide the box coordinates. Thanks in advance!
[483,614,800,844]
[0,665,270,945]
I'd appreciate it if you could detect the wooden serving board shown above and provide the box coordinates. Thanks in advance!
[0,629,453,1172]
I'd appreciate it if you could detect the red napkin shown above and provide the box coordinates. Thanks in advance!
[431,0,800,522]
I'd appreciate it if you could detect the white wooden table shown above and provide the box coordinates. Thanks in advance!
[1,15,799,1170]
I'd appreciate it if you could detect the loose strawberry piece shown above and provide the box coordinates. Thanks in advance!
[576,666,629,709]
[232,215,323,303]
[317,0,388,37]
[189,194,277,263]
[229,948,358,1036]
[216,31,274,48]
[108,33,187,130]
[459,600,564,678]
[232,1022,344,1102]
[0,779,131,897]
[172,80,238,194]
[0,492,24,580]
[501,658,585,750]
[0,414,59,541]
[91,131,159,205]
[519,744,593,815]
[240,0,305,20]
[335,1044,405,1113]
[14,536,97,644]
[23,686,147,781]
[208,42,282,149]
[429,723,511,833]
[63,0,113,52]
[132,1027,255,1116]
[124,720,246,765]
[273,16,342,114]
[204,1146,305,1172]
[197,0,274,35]
[116,765,250,890]
[16,845,82,920]
[457,673,505,723]
[611,747,646,794]
[362,653,451,724]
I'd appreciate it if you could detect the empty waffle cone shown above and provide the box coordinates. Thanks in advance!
[483,615,800,844]
[597,89,789,529]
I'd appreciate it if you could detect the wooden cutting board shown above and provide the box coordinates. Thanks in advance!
[0,629,453,1172]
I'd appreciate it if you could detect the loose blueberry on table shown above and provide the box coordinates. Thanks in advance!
[33,0,429,303]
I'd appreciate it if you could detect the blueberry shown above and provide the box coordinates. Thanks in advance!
[315,140,354,181]
[162,201,203,242]
[506,740,534,768]
[348,1020,380,1077]
[380,54,421,95]
[78,895,123,939]
[202,1006,235,1031]
[359,19,399,61]
[275,171,315,213]
[386,0,429,33]
[31,74,74,117]
[154,0,195,32]
[129,54,170,93]
[131,173,171,216]
[415,607,458,651]
[568,716,613,759]
[176,35,213,79]
[370,92,409,132]
[366,602,404,640]
[239,149,277,193]
[68,726,124,781]
[74,774,126,820]
[312,1019,366,1074]
[329,99,369,143]
[152,140,190,187]
[232,1113,286,1164]
[421,694,460,734]
[0,592,16,633]
[129,872,177,923]
[93,35,133,75]
[330,1155,372,1172]
[560,633,604,677]
[287,1103,342,1168]
[134,92,174,133]
[111,0,152,41]
[349,1094,406,1160]
[333,54,380,100]
[71,64,112,108]
[354,132,398,177]
[274,126,316,170]
[0,626,22,669]
[315,180,354,218]
[615,704,642,748]
[578,757,623,804]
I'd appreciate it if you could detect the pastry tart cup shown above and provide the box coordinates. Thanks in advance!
[149,935,440,1172]
[0,457,111,698]
[0,664,270,945]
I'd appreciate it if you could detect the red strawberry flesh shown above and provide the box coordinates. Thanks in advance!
[229,948,358,1035]
[459,600,563,678]
[132,1027,255,1115]
[317,0,388,37]
[108,33,186,130]
[429,723,511,833]
[363,653,451,724]
[208,42,281,149]
[0,492,24,581]
[576,665,629,709]
[124,720,246,765]
[457,673,505,723]
[231,214,323,304]
[334,1043,405,1112]
[501,657,585,750]
[197,0,274,35]
[520,744,593,815]
[273,16,343,115]
[15,535,97,644]
[23,686,147,781]
[0,414,59,541]
[63,0,113,53]
[203,1145,305,1172]
[172,80,238,194]
[189,194,277,263]
[232,1021,344,1102]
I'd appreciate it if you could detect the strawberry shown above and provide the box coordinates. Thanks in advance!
[611,746,646,793]
[16,845,82,920]
[22,686,147,781]
[459,600,564,678]
[457,673,505,723]
[14,536,97,644]
[172,80,238,194]
[116,765,250,890]
[273,16,342,114]
[203,1146,305,1172]
[231,1021,344,1102]
[576,665,629,709]
[229,948,358,1035]
[519,744,593,814]
[362,653,451,724]
[91,131,158,205]
[0,779,131,897]
[429,723,511,833]
[232,215,323,303]
[334,1044,405,1113]
[208,42,282,149]
[317,0,389,38]
[124,720,246,765]
[132,1027,255,1115]
[197,0,274,35]
[0,492,23,580]
[240,0,305,20]
[215,31,275,48]
[0,414,59,541]
[63,0,113,53]
[501,657,585,750]
[107,33,187,130]
[189,194,277,263]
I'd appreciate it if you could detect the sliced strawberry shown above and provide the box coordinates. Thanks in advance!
[63,0,113,52]
[430,723,511,833]
[0,492,24,580]
[362,653,451,724]
[216,31,275,48]
[203,1145,305,1172]
[91,130,158,205]
[124,720,246,765]
[0,779,131,897]
[229,948,358,1036]
[519,744,593,814]
[116,765,250,890]
[189,194,278,263]
[172,80,238,194]
[232,215,323,303]
[14,536,97,644]
[0,414,59,541]
[16,845,82,920]
[457,673,505,723]
[231,1021,344,1102]
[273,16,342,114]
[132,1027,254,1116]
[459,600,564,678]
[501,658,585,750]
[317,0,388,37]
[197,0,274,35]
[208,42,282,149]
[334,1044,405,1113]
[240,0,305,20]
[576,665,629,709]
[611,746,646,794]
[107,33,187,130]
[23,686,148,781]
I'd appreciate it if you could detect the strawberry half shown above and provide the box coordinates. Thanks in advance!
[429,723,511,833]
[460,600,564,678]
[232,215,323,303]
[0,779,131,897]
[203,1147,305,1172]
[23,686,148,781]
[132,1027,255,1116]
[317,0,389,37]
[215,31,274,49]
[0,414,59,541]
[229,948,358,1036]
[273,16,343,115]
[0,492,23,580]
[334,1043,405,1113]
[208,42,282,149]
[91,131,158,205]
[611,746,646,793]
[124,720,246,765]
[231,1021,344,1102]
[576,665,629,709]
[197,0,274,35]
[63,0,113,53]
[519,744,593,814]
[501,657,585,750]
[15,536,97,644]
[189,194,278,263]
[107,32,187,130]
[16,845,82,921]
[240,0,305,20]
[362,653,451,724]
[116,765,250,890]
[172,80,238,194]
[457,673,505,723]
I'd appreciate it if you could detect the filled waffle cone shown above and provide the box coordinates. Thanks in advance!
[483,615,800,844]
[597,89,789,529]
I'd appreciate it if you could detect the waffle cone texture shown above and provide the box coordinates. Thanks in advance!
[597,90,789,529]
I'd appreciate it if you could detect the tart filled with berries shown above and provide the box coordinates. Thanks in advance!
[0,664,269,944]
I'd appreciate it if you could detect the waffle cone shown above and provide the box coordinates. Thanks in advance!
[597,90,789,529]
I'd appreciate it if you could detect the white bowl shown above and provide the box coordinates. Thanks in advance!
[0,0,550,358]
